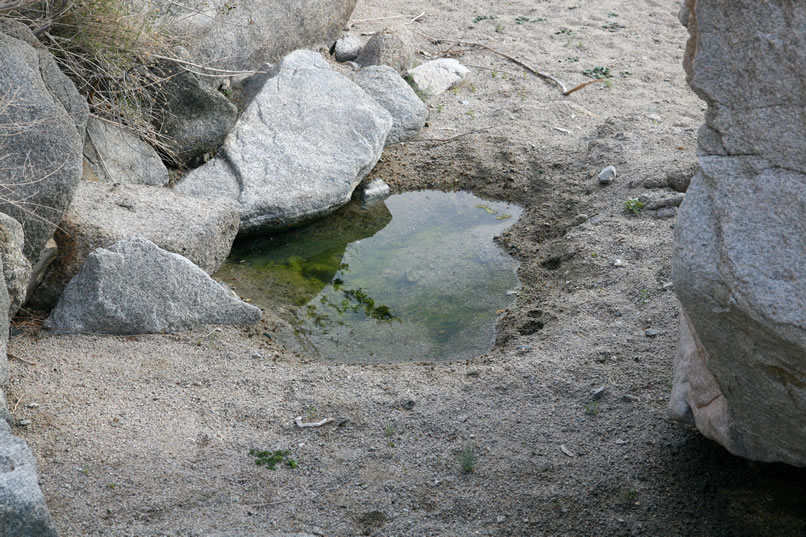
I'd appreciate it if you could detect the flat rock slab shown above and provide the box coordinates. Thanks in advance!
[354,65,428,145]
[407,59,469,96]
[176,50,392,234]
[29,182,239,309]
[0,422,57,537]
[45,238,261,335]
[84,117,169,186]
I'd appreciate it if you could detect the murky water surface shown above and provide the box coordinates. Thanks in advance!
[217,191,522,363]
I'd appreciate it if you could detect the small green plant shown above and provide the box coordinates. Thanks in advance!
[472,14,497,24]
[622,488,639,506]
[495,22,505,33]
[624,197,645,214]
[458,444,478,474]
[608,12,619,17]
[639,288,650,304]
[555,28,576,36]
[566,56,580,62]
[602,22,625,32]
[249,449,297,470]
[384,424,396,437]
[584,401,599,415]
[583,66,612,79]
[466,109,476,119]
[403,74,428,101]
[515,16,530,24]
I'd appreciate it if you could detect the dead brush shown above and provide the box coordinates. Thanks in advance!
[9,0,183,162]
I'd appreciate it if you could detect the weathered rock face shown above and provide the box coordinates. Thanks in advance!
[0,213,31,317]
[0,421,58,537]
[154,70,237,167]
[176,50,392,235]
[354,65,428,145]
[45,238,261,335]
[669,0,806,466]
[149,0,357,77]
[84,117,169,186]
[28,181,239,310]
[0,19,87,261]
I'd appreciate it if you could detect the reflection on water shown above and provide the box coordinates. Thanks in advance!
[217,190,522,363]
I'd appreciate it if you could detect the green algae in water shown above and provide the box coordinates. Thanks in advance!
[218,191,522,363]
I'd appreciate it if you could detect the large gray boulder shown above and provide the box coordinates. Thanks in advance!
[45,238,261,335]
[29,181,239,310]
[148,0,357,77]
[0,421,57,537]
[154,70,237,166]
[0,20,88,261]
[0,213,31,317]
[354,65,428,145]
[176,50,393,234]
[669,0,806,466]
[84,117,169,186]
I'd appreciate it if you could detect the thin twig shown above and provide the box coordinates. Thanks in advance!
[420,34,568,93]
[406,12,425,24]
[562,78,606,96]
[403,126,496,146]
[417,33,601,97]
[8,353,37,366]
[351,13,422,24]
[149,54,265,76]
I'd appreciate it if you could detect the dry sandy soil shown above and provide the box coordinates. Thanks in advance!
[7,0,806,536]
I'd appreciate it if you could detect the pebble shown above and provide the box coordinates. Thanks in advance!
[497,516,506,523]
[645,328,658,337]
[598,165,617,184]
[591,386,606,400]
[613,259,625,267]
[401,400,415,410]
[573,213,589,226]
[333,34,362,62]
[654,206,678,219]
[17,419,32,427]
[25,402,39,408]
[622,394,640,403]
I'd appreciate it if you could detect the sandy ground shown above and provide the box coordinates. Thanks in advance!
[7,0,806,536]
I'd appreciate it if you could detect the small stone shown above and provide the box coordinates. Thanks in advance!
[25,403,39,409]
[591,386,606,400]
[497,516,506,523]
[17,419,32,427]
[654,206,678,219]
[361,178,391,202]
[573,213,589,226]
[589,215,603,225]
[401,400,415,410]
[613,259,625,267]
[645,328,658,337]
[622,394,640,403]
[598,165,617,184]
[333,34,362,62]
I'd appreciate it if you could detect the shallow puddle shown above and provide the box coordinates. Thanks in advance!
[217,190,522,363]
